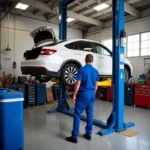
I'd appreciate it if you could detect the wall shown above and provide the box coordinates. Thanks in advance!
[85,17,150,80]
[0,13,82,79]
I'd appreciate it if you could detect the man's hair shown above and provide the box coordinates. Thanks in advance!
[85,54,93,63]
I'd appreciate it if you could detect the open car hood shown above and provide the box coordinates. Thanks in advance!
[30,26,57,46]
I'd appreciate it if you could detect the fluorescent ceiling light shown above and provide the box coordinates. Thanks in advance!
[67,18,75,22]
[93,3,109,11]
[15,3,29,10]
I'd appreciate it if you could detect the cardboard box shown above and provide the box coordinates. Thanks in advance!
[46,88,54,103]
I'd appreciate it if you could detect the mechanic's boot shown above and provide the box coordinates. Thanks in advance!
[83,134,91,140]
[66,136,78,143]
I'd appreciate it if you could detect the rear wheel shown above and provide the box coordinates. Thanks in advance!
[124,67,130,83]
[61,63,78,86]
[36,76,51,83]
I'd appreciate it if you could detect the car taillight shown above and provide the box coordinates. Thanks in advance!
[40,49,57,55]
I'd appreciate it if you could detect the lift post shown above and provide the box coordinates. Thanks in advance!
[47,0,135,136]
[98,0,135,136]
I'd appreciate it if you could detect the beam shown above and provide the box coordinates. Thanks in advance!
[90,8,112,18]
[68,11,104,26]
[68,23,85,30]
[20,0,103,27]
[48,0,56,6]
[68,0,82,8]
[87,2,140,18]
[124,3,140,17]
[32,1,57,15]
[20,0,35,5]
[11,10,56,24]
[51,1,60,10]
[32,9,41,15]
[72,0,97,12]
[73,0,140,18]
[20,0,57,14]
[10,10,84,30]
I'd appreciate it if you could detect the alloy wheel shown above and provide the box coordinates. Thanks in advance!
[64,67,78,84]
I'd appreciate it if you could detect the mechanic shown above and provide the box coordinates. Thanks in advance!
[66,54,99,143]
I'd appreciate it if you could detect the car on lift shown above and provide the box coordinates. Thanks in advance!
[21,26,133,86]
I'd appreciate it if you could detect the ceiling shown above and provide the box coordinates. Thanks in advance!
[0,0,150,31]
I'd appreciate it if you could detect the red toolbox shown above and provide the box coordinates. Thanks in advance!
[134,84,150,107]
[107,87,113,101]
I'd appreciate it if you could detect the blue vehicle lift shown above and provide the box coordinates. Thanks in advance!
[47,0,135,136]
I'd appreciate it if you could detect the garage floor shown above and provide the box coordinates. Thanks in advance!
[24,100,150,150]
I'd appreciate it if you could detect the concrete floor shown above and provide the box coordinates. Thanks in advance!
[24,100,150,150]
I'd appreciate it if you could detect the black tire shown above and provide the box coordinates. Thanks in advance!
[36,76,51,83]
[124,67,130,83]
[61,63,78,86]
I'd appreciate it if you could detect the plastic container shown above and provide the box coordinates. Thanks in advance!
[139,74,146,79]
[138,78,146,84]
[0,89,24,150]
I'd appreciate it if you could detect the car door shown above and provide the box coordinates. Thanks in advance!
[73,41,99,70]
[92,42,112,76]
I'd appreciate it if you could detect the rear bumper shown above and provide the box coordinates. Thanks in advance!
[21,66,60,77]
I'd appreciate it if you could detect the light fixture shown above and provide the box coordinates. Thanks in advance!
[67,18,75,22]
[15,3,29,10]
[93,3,110,11]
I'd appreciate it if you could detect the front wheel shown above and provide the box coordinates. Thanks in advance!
[124,68,130,83]
[61,63,78,86]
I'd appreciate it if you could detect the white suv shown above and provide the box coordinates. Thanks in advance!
[21,26,133,86]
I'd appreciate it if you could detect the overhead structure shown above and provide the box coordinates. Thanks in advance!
[47,0,135,136]
[2,0,146,31]
[17,0,140,28]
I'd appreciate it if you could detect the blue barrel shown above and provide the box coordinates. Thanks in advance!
[0,89,24,150]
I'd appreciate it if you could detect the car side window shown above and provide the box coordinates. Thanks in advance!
[65,43,74,49]
[65,42,79,50]
[73,42,79,50]
[77,41,93,52]
[93,43,110,56]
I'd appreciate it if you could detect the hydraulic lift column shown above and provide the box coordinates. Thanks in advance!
[48,0,135,136]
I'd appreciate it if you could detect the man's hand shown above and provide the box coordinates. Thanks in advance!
[72,95,77,104]
[72,80,81,104]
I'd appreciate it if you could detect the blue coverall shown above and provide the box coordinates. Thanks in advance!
[72,64,99,140]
